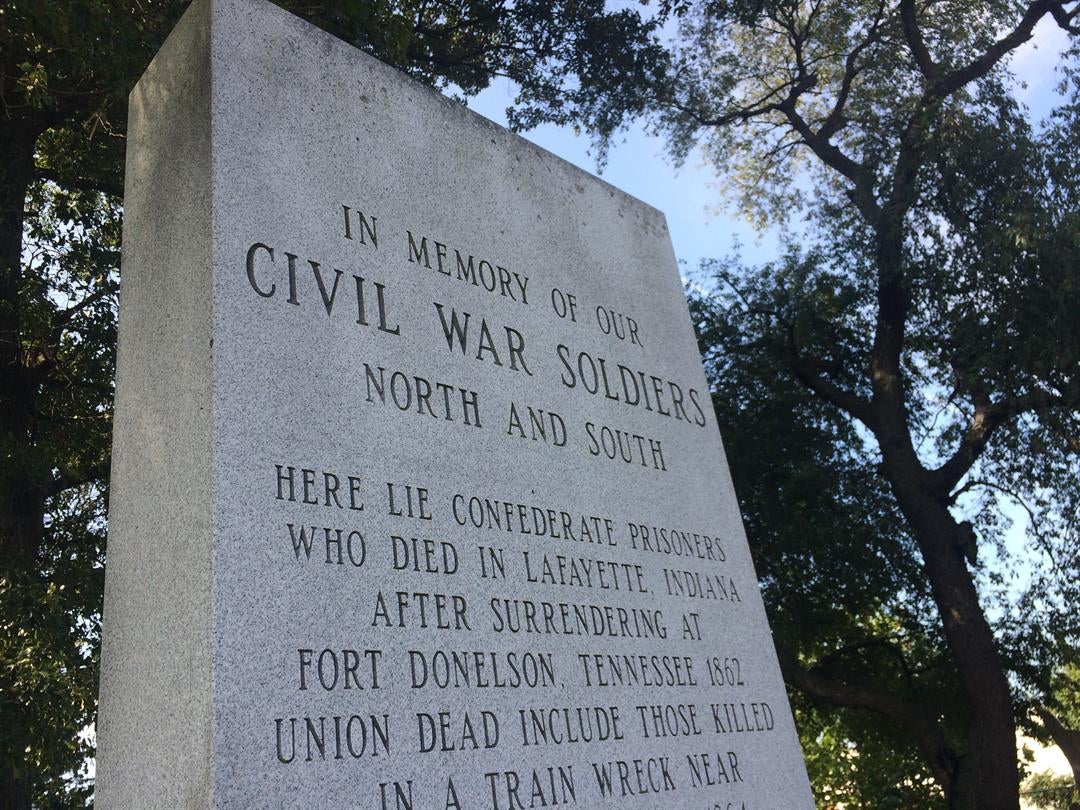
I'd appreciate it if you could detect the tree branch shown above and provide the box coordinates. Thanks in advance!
[1035,707,1080,785]
[45,459,110,499]
[1048,415,1080,455]
[816,635,929,687]
[933,400,1002,496]
[786,321,875,426]
[684,71,815,129]
[34,167,123,198]
[52,284,114,338]
[863,5,1055,466]
[779,101,870,186]
[780,653,957,790]
[900,0,938,79]
[1048,1,1080,33]
[934,384,1080,495]
[820,0,888,140]
[933,1,1054,98]
[25,284,116,380]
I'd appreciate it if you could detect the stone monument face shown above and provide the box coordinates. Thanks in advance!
[96,0,815,806]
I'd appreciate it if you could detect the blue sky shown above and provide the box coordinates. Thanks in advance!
[465,16,1074,600]
[467,17,1071,276]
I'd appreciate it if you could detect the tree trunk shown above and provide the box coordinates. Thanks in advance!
[865,117,1021,805]
[0,771,32,810]
[0,119,46,810]
[878,440,1019,809]
[1037,708,1080,790]
[0,120,44,558]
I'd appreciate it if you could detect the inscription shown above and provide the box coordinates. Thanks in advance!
[406,230,529,304]
[239,199,795,806]
[245,242,400,333]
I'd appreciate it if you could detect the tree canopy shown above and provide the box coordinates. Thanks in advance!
[3,0,1079,807]
[510,0,1080,807]
[0,1,662,805]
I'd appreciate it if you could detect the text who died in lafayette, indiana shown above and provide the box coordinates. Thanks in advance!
[243,202,778,810]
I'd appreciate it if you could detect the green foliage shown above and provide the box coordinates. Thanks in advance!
[688,254,964,805]
[1023,771,1080,810]
[514,0,1080,803]
[798,699,945,809]
[1,486,105,806]
[0,1,666,806]
[1052,664,1080,728]
[4,0,1078,804]
[0,173,120,805]
[689,259,925,650]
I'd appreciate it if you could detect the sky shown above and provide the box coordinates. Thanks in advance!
[465,16,1075,640]
[466,17,1072,276]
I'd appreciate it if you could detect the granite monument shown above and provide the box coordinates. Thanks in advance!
[96,0,816,806]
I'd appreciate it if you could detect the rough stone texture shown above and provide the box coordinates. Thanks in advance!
[98,0,816,806]
[96,1,214,806]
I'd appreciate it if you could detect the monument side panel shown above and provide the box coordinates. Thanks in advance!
[96,2,215,806]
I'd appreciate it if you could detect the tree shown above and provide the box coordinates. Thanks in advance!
[512,1,1080,807]
[0,1,662,805]
[1034,661,1080,791]
[796,695,945,808]
[688,269,955,807]
[1022,770,1079,810]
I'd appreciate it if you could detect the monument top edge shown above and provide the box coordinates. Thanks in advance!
[131,0,670,225]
